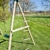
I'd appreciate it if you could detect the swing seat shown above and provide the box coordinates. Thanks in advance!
[4,34,9,38]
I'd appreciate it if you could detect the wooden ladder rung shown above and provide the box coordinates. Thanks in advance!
[24,30,28,32]
[25,48,29,50]
[27,20,30,22]
[23,38,30,41]
[12,26,29,33]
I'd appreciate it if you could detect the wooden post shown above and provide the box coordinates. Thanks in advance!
[8,1,17,50]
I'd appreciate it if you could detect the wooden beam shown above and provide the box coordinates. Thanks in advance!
[8,1,17,50]
[12,26,29,32]
[18,2,35,45]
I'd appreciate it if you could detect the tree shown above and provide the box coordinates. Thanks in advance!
[0,0,10,22]
[9,0,14,13]
[20,0,37,12]
[9,0,37,12]
[41,0,50,11]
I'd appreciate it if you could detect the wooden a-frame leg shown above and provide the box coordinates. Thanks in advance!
[18,2,35,45]
[8,1,17,50]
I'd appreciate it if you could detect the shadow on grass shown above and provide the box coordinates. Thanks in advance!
[0,39,6,44]
[0,39,33,45]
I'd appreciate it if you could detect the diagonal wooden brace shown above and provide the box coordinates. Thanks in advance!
[12,26,29,32]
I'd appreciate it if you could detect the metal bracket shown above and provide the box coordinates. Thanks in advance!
[14,0,19,2]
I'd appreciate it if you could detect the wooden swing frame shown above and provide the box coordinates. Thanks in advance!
[8,0,35,50]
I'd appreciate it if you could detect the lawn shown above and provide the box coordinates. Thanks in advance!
[0,15,50,50]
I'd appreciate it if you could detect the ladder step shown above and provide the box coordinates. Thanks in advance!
[25,48,29,50]
[12,26,29,33]
[23,38,30,41]
[27,20,30,22]
[24,30,28,32]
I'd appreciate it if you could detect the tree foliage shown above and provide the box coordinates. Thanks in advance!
[42,0,50,11]
[20,0,37,11]
[10,0,37,12]
[0,0,10,22]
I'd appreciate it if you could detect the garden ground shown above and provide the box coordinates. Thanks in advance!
[0,15,50,50]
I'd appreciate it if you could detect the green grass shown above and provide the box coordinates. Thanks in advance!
[0,15,50,50]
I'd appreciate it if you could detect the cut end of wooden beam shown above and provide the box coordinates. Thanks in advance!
[32,42,35,45]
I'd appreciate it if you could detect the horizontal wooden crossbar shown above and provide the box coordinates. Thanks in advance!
[12,26,29,33]
[23,38,30,41]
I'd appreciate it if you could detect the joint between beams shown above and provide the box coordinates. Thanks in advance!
[11,31,13,33]
[14,0,19,2]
